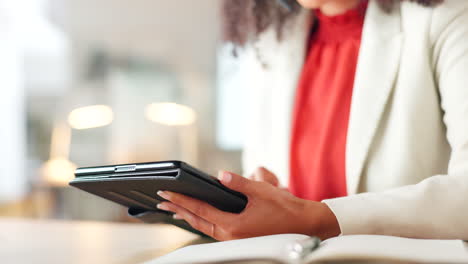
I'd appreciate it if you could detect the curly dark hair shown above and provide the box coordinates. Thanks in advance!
[222,0,443,46]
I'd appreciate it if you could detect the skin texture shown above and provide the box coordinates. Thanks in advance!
[157,170,341,241]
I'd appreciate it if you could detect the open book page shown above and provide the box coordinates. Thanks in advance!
[306,235,468,263]
[149,234,468,264]
[149,234,308,264]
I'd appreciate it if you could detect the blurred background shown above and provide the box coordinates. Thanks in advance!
[0,0,245,222]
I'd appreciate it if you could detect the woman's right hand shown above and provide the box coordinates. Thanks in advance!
[248,167,280,188]
[157,171,341,241]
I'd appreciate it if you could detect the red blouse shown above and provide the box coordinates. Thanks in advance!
[289,4,367,201]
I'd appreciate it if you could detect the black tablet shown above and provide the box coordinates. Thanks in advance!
[69,160,247,234]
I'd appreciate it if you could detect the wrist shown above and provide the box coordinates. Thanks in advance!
[303,200,341,240]
[317,202,341,240]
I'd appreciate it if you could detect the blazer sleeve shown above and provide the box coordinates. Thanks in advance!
[323,3,468,240]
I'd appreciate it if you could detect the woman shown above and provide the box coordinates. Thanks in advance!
[157,0,468,241]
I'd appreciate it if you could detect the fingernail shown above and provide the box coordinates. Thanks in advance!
[173,214,183,220]
[157,191,170,200]
[220,171,232,183]
[157,203,169,211]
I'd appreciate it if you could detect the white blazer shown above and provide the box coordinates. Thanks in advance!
[223,0,468,239]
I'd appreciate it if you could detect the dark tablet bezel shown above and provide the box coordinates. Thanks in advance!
[74,160,179,177]
[72,160,243,198]
[70,160,248,212]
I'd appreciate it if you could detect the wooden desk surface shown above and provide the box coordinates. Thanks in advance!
[0,218,200,264]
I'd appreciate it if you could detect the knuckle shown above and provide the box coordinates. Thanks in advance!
[168,194,180,203]
[165,203,177,212]
[253,179,266,188]
[192,203,206,217]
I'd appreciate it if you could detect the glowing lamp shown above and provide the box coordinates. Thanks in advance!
[145,102,196,126]
[67,105,113,130]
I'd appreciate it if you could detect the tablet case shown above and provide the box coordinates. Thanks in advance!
[128,207,207,237]
[69,161,247,236]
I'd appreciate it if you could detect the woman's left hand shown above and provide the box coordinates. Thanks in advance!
[156,171,340,241]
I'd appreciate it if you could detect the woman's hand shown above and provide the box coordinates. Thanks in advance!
[156,171,341,241]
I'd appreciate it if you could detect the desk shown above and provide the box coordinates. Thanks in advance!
[0,218,201,264]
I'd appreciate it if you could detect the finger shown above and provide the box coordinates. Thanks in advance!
[255,167,279,187]
[248,174,257,181]
[158,202,218,239]
[249,173,262,182]
[218,171,260,195]
[249,169,262,181]
[157,191,230,224]
[249,170,264,182]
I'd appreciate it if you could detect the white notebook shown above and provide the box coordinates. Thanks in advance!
[149,234,468,264]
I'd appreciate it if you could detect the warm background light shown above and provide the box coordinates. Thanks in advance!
[146,103,196,126]
[68,105,114,130]
[41,157,77,187]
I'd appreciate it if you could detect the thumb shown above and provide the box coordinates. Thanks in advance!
[218,171,256,195]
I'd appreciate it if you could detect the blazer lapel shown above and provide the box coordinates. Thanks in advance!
[346,1,404,194]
